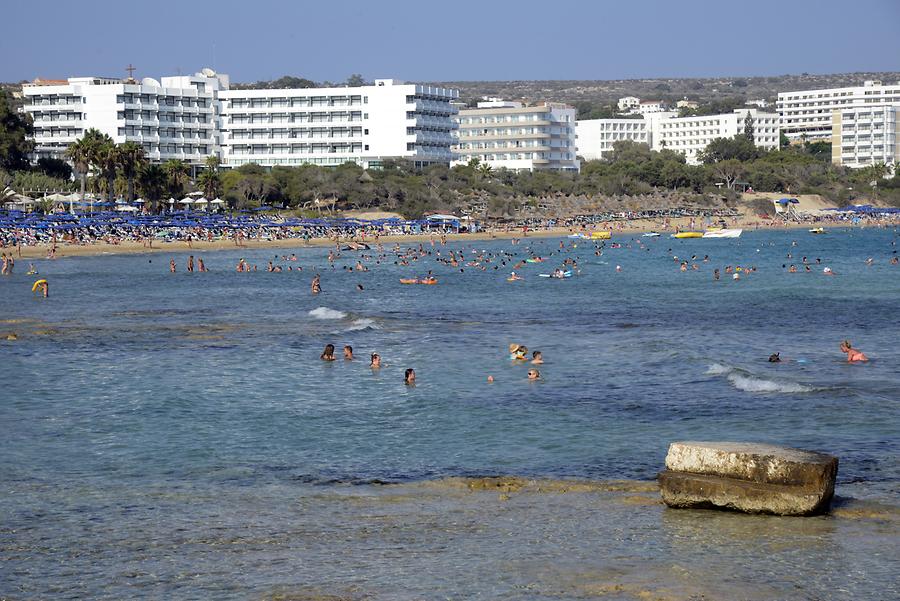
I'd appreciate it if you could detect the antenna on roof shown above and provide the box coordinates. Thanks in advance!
[126,64,136,81]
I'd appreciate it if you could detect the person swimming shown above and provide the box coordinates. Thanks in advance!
[370,353,381,368]
[509,344,528,361]
[531,351,544,365]
[321,344,336,361]
[527,368,541,380]
[404,368,416,385]
[840,340,868,363]
[343,345,353,360]
[768,353,781,363]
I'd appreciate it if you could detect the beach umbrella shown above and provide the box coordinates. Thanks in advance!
[180,197,194,205]
[116,205,139,212]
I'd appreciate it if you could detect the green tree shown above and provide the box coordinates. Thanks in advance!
[346,74,366,87]
[197,155,221,199]
[743,112,755,141]
[163,159,190,197]
[115,141,147,202]
[0,89,33,171]
[138,164,168,211]
[37,157,72,180]
[65,134,98,206]
[699,135,762,164]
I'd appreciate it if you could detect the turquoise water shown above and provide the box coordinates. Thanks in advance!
[2,228,899,599]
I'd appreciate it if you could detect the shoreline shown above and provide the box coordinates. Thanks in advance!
[3,217,884,260]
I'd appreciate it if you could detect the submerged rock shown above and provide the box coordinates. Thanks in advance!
[658,441,838,516]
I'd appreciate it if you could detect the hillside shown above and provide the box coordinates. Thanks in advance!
[427,71,900,109]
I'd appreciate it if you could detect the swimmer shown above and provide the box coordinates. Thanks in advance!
[840,340,868,363]
[343,345,353,360]
[509,344,528,361]
[768,353,781,363]
[527,368,541,381]
[32,279,49,298]
[823,267,835,275]
[531,351,544,365]
[320,344,336,361]
[26,263,37,275]
[311,274,321,294]
[6,333,18,341]
[370,353,382,368]
[714,268,720,281]
[170,259,176,273]
[404,368,416,385]
[487,375,494,383]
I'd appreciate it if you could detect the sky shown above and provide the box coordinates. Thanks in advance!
[3,0,899,84]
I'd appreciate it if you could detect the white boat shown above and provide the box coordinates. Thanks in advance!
[642,232,661,237]
[702,228,743,239]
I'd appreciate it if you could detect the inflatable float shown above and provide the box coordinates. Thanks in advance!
[538,270,573,279]
[400,278,438,285]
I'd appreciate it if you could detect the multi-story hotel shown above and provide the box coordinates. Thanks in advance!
[453,101,579,172]
[576,112,675,161]
[656,109,780,164]
[23,70,226,166]
[23,72,458,170]
[777,80,900,141]
[576,119,650,161]
[831,104,900,171]
[218,79,457,169]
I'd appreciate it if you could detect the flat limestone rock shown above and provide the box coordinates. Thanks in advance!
[659,441,838,516]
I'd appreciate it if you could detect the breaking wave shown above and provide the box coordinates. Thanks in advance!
[706,363,817,394]
[308,307,347,320]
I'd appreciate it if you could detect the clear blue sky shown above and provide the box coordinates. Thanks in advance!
[3,0,898,83]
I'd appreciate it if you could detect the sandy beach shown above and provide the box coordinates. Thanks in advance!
[2,213,868,260]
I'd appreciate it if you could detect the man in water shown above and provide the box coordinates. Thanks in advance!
[527,368,541,380]
[404,368,416,385]
[840,340,868,363]
[531,351,544,365]
[768,353,781,363]
[343,345,354,360]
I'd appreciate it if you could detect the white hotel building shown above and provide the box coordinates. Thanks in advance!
[656,109,780,164]
[219,79,457,169]
[832,104,900,171]
[577,110,778,164]
[777,80,900,141]
[453,101,579,172]
[23,72,459,170]
[23,71,226,166]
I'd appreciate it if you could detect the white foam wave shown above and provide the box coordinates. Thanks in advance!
[346,318,379,331]
[309,307,347,320]
[707,363,815,394]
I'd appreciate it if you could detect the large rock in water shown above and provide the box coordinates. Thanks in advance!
[658,441,838,516]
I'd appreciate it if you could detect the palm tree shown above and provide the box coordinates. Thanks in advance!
[116,142,147,202]
[138,164,167,212]
[94,142,119,203]
[197,155,221,199]
[164,159,189,198]
[65,137,93,212]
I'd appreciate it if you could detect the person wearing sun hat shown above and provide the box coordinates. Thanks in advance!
[509,343,528,361]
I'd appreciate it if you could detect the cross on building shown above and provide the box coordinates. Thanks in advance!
[126,64,136,79]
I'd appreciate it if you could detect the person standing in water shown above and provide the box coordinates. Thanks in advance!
[343,345,354,360]
[370,353,381,368]
[404,368,416,385]
[169,259,176,273]
[311,274,321,294]
[321,344,336,361]
[840,340,868,363]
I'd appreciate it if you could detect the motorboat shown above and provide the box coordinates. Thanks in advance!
[702,228,743,238]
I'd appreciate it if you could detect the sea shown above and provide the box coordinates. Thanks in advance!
[2,228,898,600]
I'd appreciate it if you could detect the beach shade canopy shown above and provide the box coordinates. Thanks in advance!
[116,205,139,212]
[42,192,70,202]
[210,197,225,205]
[194,197,209,205]
[776,198,799,204]
[179,197,194,205]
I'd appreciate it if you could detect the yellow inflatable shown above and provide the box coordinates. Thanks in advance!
[32,279,47,293]
[590,231,611,240]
